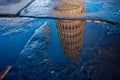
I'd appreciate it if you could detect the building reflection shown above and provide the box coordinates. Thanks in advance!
[54,0,85,58]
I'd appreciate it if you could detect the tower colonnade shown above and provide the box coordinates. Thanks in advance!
[54,0,85,58]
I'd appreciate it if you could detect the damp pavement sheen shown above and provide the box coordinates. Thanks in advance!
[0,18,119,80]
[0,0,120,80]
[0,0,34,15]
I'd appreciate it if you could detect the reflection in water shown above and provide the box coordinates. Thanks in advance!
[55,0,85,58]
[56,20,85,58]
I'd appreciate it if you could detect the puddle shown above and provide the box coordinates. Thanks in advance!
[0,0,120,80]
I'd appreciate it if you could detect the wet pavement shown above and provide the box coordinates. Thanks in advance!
[0,0,120,80]
[0,0,34,15]
[0,0,21,5]
[0,18,119,80]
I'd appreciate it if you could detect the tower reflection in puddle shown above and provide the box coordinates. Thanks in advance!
[55,0,85,58]
[56,20,85,58]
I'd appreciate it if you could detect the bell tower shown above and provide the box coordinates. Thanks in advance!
[54,0,85,58]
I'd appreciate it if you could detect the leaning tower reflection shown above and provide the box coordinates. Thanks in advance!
[55,0,85,58]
